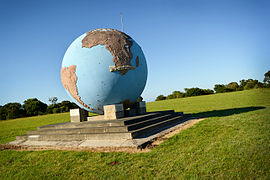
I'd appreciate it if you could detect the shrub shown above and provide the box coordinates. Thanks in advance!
[47,101,78,114]
[263,70,270,87]
[226,82,239,91]
[244,81,256,90]
[155,95,166,101]
[214,84,232,93]
[166,94,175,100]
[58,101,78,112]
[240,79,259,90]
[46,104,59,114]
[254,82,264,89]
[202,89,214,95]
[184,88,204,97]
[52,108,60,114]
[172,91,185,98]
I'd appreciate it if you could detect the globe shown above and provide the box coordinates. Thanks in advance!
[61,28,148,114]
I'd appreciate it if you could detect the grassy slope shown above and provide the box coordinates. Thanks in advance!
[0,113,70,144]
[0,89,270,179]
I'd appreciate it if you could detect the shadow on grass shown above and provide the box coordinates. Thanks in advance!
[191,106,265,118]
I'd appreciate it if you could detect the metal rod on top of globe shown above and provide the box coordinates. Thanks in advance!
[120,12,124,32]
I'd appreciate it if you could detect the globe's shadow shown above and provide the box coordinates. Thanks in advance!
[191,106,265,118]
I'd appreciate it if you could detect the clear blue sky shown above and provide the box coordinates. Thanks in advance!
[0,0,269,105]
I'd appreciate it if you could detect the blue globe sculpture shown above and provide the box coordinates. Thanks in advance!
[61,28,148,114]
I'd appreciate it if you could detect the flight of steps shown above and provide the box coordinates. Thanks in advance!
[16,111,189,142]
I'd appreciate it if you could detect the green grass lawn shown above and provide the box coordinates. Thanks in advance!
[1,89,270,179]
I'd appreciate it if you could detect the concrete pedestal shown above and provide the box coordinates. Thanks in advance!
[9,110,191,149]
[71,101,146,122]
[70,108,88,122]
[104,104,124,120]
[136,101,146,115]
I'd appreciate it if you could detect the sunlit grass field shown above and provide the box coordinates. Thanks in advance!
[0,89,270,179]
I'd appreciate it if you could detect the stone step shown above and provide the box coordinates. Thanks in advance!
[15,111,185,142]
[37,112,158,130]
[28,126,128,135]
[27,113,176,135]
[123,110,175,125]
[38,111,175,130]
[131,115,188,138]
[127,113,180,131]
[17,132,132,141]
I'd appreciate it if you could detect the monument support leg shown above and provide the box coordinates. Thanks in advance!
[70,108,88,122]
[136,101,146,115]
[104,104,124,120]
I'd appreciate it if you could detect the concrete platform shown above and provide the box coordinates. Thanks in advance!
[5,111,196,149]
[6,116,197,149]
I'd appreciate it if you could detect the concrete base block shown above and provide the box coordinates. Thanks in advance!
[136,101,146,115]
[70,108,88,122]
[104,104,124,120]
[7,110,193,150]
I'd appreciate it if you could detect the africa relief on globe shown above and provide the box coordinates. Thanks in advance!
[61,28,147,114]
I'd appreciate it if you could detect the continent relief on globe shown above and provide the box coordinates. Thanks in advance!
[61,29,140,111]
[61,65,94,111]
[82,29,139,75]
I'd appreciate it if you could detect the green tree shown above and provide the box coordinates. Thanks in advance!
[166,94,175,100]
[226,82,239,91]
[155,95,166,101]
[52,108,60,114]
[244,82,254,90]
[202,89,214,95]
[47,100,78,114]
[263,70,270,87]
[254,82,264,89]
[214,84,232,93]
[58,101,78,112]
[0,103,25,120]
[23,98,47,116]
[184,88,204,97]
[46,104,59,114]
[244,79,259,90]
[172,91,185,98]
[0,106,6,120]
[239,79,247,89]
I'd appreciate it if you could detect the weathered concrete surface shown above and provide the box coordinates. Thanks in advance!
[87,115,104,121]
[136,101,146,115]
[104,104,124,120]
[70,108,88,122]
[5,116,202,150]
[4,110,206,152]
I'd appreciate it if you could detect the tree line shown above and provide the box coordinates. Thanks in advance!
[1,71,269,119]
[156,70,270,101]
[0,95,144,121]
[0,97,78,120]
